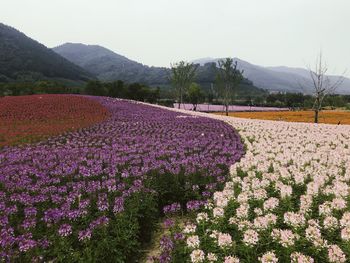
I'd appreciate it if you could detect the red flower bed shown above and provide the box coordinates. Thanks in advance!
[0,94,110,147]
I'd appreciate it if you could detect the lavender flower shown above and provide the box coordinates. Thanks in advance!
[58,224,72,237]
[78,229,92,242]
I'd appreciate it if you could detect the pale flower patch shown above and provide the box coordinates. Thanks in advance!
[171,109,350,262]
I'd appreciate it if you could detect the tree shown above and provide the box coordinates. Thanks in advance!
[187,83,204,111]
[0,84,4,98]
[170,61,198,109]
[108,80,125,98]
[85,80,106,96]
[307,52,345,123]
[215,58,244,116]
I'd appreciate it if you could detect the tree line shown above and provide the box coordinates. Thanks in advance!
[1,78,349,111]
[0,80,161,104]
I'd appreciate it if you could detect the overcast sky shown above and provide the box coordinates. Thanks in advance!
[1,0,349,74]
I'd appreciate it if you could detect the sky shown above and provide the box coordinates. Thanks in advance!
[1,0,349,75]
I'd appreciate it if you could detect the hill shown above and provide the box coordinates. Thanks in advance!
[53,43,168,84]
[193,58,350,94]
[0,23,94,83]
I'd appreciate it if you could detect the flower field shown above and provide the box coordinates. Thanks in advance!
[0,96,244,261]
[169,111,350,263]
[0,95,110,147]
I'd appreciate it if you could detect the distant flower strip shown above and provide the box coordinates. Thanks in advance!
[0,97,244,260]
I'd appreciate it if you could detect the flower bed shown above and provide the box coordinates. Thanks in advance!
[171,113,350,262]
[0,95,110,147]
[0,97,244,261]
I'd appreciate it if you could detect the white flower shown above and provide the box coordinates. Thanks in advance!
[213,207,225,218]
[187,235,200,248]
[259,251,278,263]
[207,253,217,262]
[243,229,259,246]
[184,223,197,234]
[196,212,209,223]
[328,244,346,263]
[217,232,233,247]
[263,197,279,211]
[290,252,314,263]
[323,216,338,230]
[341,226,350,241]
[190,249,205,263]
[224,256,240,263]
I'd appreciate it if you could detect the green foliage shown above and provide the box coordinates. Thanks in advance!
[186,83,204,110]
[261,93,350,109]
[215,58,244,115]
[170,61,198,106]
[0,81,80,96]
[84,80,160,103]
[85,80,107,96]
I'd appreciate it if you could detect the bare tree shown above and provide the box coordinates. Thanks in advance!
[215,58,244,116]
[170,61,198,109]
[307,52,345,123]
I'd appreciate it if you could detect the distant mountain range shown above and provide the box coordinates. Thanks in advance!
[1,23,349,95]
[192,58,350,95]
[55,43,349,94]
[0,23,93,83]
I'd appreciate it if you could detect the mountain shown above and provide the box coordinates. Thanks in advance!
[0,23,94,83]
[53,43,168,84]
[267,66,350,94]
[53,43,265,97]
[193,58,350,94]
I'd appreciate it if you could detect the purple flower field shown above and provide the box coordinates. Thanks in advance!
[173,103,289,112]
[0,97,244,261]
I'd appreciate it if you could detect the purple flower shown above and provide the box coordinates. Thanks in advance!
[160,236,174,251]
[163,203,181,214]
[89,216,109,230]
[78,229,92,242]
[113,197,124,214]
[18,238,36,252]
[173,232,184,240]
[186,200,207,211]
[97,194,109,211]
[163,218,175,228]
[58,224,72,237]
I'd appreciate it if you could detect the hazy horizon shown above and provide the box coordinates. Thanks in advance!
[1,0,349,75]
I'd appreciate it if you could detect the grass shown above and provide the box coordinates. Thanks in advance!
[213,110,350,125]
